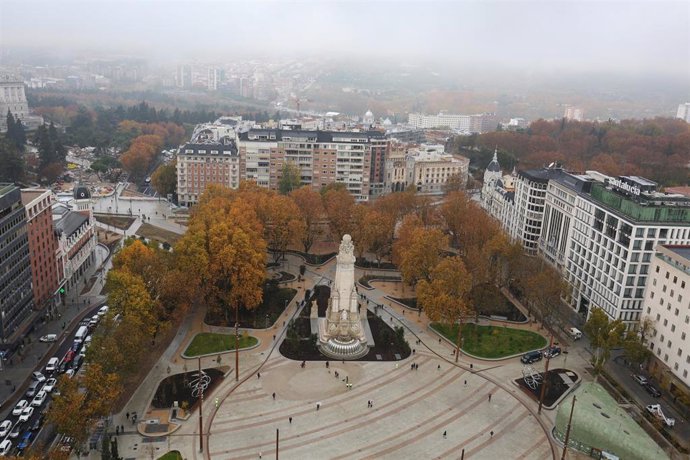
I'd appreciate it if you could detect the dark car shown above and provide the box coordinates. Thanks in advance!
[521,350,543,364]
[644,383,661,397]
[543,346,561,359]
[18,431,33,450]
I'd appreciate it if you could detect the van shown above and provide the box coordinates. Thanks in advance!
[568,327,583,340]
[25,381,40,398]
[521,350,543,364]
[45,357,59,374]
[74,325,88,344]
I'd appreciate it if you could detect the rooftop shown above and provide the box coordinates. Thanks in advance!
[555,382,667,460]
[54,210,88,237]
[662,245,690,263]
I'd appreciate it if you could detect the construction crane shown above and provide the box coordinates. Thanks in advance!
[290,96,310,117]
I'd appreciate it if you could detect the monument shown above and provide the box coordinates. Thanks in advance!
[317,234,369,359]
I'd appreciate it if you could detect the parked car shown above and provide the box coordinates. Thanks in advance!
[39,334,57,343]
[19,407,34,423]
[65,369,75,379]
[31,372,45,383]
[0,420,11,437]
[632,374,648,385]
[644,383,661,397]
[521,350,543,364]
[543,346,561,359]
[25,381,40,398]
[12,400,28,416]
[17,431,32,450]
[567,327,582,340]
[97,305,109,317]
[30,418,41,432]
[0,440,12,456]
[43,378,57,393]
[31,390,47,407]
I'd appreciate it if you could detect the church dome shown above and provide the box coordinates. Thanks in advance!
[486,149,501,173]
[364,110,373,117]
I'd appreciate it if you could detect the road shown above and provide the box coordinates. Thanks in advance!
[0,304,103,456]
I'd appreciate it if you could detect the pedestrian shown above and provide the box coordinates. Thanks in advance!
[272,392,276,400]
[443,430,447,439]
[488,393,492,402]
[325,361,329,368]
[412,349,415,354]
[257,372,261,379]
[345,376,349,383]
[259,451,262,459]
[126,412,130,420]
[490,430,494,438]
[335,371,339,378]
[438,338,442,344]
[115,426,119,435]
[367,400,370,408]
[121,425,124,433]
[289,416,292,424]
[464,380,467,386]
[437,364,441,371]
[316,402,320,411]
[273,335,276,341]
[415,363,418,370]
[410,363,414,370]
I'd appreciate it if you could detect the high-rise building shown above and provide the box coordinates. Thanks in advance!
[564,106,584,121]
[21,189,61,315]
[176,65,192,89]
[676,103,690,123]
[407,112,495,133]
[207,67,221,91]
[643,244,690,396]
[0,184,34,344]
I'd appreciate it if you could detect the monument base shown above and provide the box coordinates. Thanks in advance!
[318,336,369,360]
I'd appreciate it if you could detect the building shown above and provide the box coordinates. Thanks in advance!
[53,185,97,295]
[384,140,409,193]
[368,136,389,197]
[563,106,584,121]
[481,150,517,231]
[643,245,690,398]
[176,140,241,207]
[0,74,43,132]
[405,144,469,195]
[21,189,61,316]
[207,67,221,91]
[0,184,34,345]
[176,65,192,89]
[407,112,495,134]
[677,103,690,123]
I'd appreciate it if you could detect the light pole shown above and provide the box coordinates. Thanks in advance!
[561,395,576,460]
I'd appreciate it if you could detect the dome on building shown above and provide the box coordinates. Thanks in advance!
[487,148,501,173]
[364,110,373,118]
[383,118,392,126]
[73,184,91,200]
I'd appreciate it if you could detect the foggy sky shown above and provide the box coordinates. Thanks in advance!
[1,0,688,77]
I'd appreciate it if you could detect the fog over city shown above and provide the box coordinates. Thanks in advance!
[2,0,688,78]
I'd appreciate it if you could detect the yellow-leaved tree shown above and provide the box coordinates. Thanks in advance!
[417,256,472,362]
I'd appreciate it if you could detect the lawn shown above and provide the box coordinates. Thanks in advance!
[431,323,546,359]
[158,452,182,460]
[136,223,182,245]
[184,332,258,357]
[94,214,135,230]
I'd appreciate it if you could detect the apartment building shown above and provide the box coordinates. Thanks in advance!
[21,189,61,315]
[0,184,34,344]
[405,144,469,195]
[407,112,495,134]
[176,140,241,207]
[644,245,690,400]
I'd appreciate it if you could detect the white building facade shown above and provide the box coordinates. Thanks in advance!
[644,245,690,396]
[176,141,241,207]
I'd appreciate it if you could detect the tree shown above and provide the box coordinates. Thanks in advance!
[442,173,466,193]
[524,262,568,330]
[583,307,626,380]
[0,138,25,181]
[322,186,355,240]
[151,161,177,196]
[6,110,26,150]
[47,375,90,447]
[397,226,448,286]
[290,186,325,253]
[265,194,305,262]
[623,316,654,370]
[417,257,472,361]
[279,162,301,194]
[362,209,395,266]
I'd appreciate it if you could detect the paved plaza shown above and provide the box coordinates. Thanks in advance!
[94,249,581,460]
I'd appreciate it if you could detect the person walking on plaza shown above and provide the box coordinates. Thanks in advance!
[289,416,292,424]
[488,393,492,402]
[443,430,447,439]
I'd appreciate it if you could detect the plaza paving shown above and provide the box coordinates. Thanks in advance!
[96,251,580,460]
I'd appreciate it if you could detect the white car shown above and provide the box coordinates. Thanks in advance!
[97,305,109,317]
[65,369,75,379]
[18,406,34,423]
[43,378,57,393]
[31,372,46,383]
[31,390,47,407]
[12,400,28,416]
[0,420,11,437]
[39,334,57,343]
[0,440,11,456]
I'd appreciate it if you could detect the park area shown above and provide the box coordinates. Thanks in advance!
[431,323,546,359]
[184,332,258,357]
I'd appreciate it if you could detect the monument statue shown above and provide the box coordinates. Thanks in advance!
[317,234,369,359]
